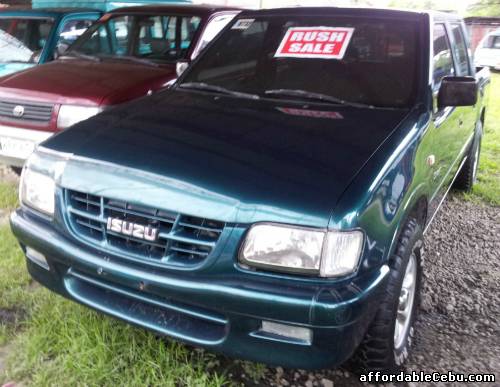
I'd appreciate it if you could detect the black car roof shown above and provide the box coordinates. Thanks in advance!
[237,7,461,22]
[110,4,241,16]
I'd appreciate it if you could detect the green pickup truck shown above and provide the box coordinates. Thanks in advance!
[10,7,490,372]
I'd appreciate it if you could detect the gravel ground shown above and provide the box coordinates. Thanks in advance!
[1,164,499,386]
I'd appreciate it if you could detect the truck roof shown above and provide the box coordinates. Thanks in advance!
[237,6,462,22]
[109,4,242,16]
[0,7,101,17]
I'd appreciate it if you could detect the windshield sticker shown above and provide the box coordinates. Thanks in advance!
[277,107,344,119]
[232,19,255,30]
[274,27,355,59]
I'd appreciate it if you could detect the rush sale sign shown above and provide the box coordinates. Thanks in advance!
[275,27,355,59]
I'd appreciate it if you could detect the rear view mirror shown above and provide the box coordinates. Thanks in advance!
[438,76,478,108]
[176,60,189,77]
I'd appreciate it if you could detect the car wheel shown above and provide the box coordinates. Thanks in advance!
[351,218,423,373]
[454,121,483,192]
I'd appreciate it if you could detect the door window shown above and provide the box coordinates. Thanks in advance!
[450,23,470,76]
[56,19,94,56]
[0,18,54,62]
[433,23,454,92]
[493,36,500,49]
[482,35,500,49]
[192,14,236,58]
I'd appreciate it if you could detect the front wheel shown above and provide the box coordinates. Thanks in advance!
[351,218,423,373]
[454,121,483,192]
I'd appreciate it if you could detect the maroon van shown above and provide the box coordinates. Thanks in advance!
[0,4,240,169]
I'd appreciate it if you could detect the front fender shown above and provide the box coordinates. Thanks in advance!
[329,107,431,274]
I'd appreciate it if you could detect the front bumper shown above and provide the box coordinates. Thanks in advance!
[0,125,53,167]
[10,210,389,369]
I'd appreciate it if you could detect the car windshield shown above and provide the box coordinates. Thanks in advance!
[180,15,419,108]
[68,14,202,63]
[0,17,54,63]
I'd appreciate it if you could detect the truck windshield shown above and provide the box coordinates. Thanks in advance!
[0,18,54,63]
[69,14,202,63]
[180,16,419,108]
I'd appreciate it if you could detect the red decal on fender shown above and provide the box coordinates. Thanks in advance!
[275,27,354,59]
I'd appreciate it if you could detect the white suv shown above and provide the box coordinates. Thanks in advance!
[475,29,500,70]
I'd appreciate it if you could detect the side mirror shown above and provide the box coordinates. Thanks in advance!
[438,76,478,108]
[176,60,189,77]
[54,43,69,59]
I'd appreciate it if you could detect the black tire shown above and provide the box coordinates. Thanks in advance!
[10,166,22,176]
[454,121,483,192]
[351,218,423,373]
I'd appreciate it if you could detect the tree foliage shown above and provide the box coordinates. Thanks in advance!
[467,0,500,17]
[387,0,439,8]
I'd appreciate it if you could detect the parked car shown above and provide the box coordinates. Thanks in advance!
[11,7,490,372]
[0,7,101,77]
[0,4,240,169]
[475,28,500,70]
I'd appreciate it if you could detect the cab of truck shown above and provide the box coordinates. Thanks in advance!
[0,7,102,77]
[0,4,240,169]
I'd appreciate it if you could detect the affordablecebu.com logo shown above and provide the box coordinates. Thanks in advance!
[360,371,496,384]
[275,27,355,59]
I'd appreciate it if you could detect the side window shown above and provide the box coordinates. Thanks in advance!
[56,19,94,55]
[59,19,94,46]
[493,36,500,49]
[482,35,494,48]
[78,26,111,55]
[450,23,470,76]
[433,23,454,92]
[192,14,236,58]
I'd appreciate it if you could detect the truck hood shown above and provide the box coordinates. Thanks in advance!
[44,89,410,227]
[0,59,176,106]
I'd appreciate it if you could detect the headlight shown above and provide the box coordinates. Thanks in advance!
[240,224,363,277]
[19,148,69,217]
[20,168,55,216]
[57,105,102,129]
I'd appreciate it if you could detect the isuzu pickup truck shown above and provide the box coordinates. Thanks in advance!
[11,7,490,372]
[0,5,240,169]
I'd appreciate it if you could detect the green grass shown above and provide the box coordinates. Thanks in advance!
[0,181,18,211]
[4,295,229,386]
[466,72,500,206]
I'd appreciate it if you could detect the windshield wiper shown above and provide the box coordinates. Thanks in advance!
[264,89,374,109]
[107,55,160,68]
[62,51,101,62]
[179,82,260,100]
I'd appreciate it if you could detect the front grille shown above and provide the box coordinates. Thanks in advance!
[65,189,225,266]
[0,100,53,123]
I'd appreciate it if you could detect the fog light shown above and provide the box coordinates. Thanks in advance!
[26,247,49,270]
[261,321,312,343]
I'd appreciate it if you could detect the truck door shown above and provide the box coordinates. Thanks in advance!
[448,22,477,154]
[428,22,462,209]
